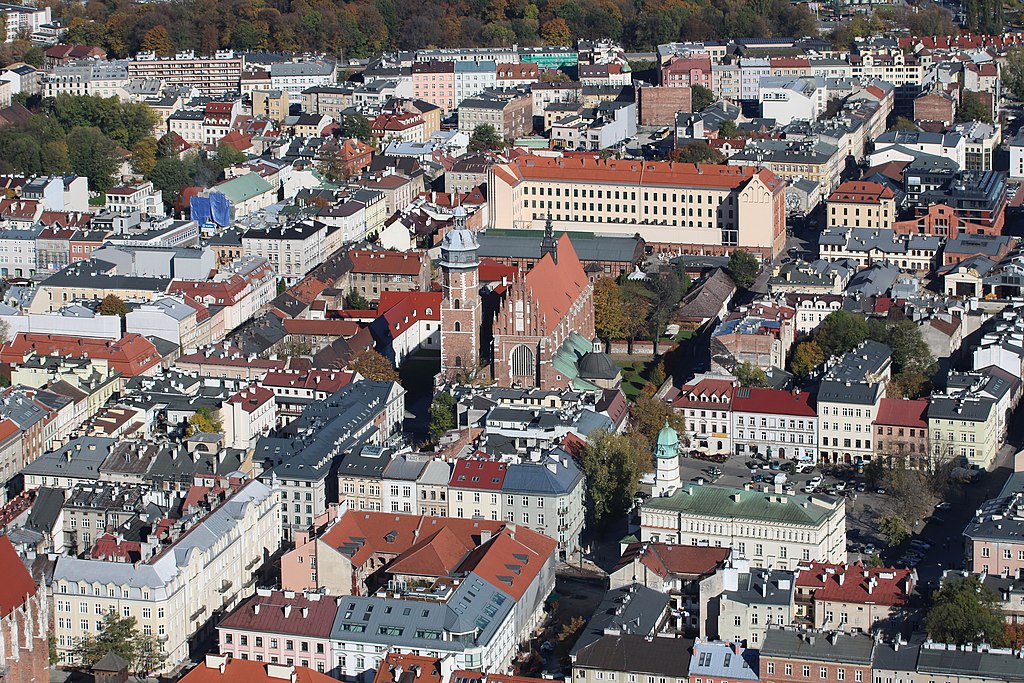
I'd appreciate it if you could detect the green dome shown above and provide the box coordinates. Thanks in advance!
[655,422,679,459]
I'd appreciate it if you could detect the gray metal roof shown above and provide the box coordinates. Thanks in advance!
[723,569,795,606]
[502,455,583,496]
[329,573,513,652]
[570,584,670,656]
[817,379,882,406]
[574,634,695,677]
[476,229,641,264]
[761,627,875,664]
[22,437,116,480]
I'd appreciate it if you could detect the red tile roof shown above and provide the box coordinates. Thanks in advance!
[373,654,445,683]
[261,369,355,394]
[181,659,337,683]
[281,319,363,337]
[479,259,519,283]
[828,180,896,204]
[672,377,736,409]
[732,387,816,416]
[89,533,142,562]
[349,250,425,276]
[616,542,730,579]
[317,512,555,598]
[525,234,589,333]
[0,333,160,376]
[874,398,928,428]
[494,155,783,192]
[219,590,339,637]
[797,562,913,607]
[0,535,36,618]
[449,457,507,490]
[226,385,275,413]
[377,291,442,337]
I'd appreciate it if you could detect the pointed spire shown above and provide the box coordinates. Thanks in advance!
[541,212,557,264]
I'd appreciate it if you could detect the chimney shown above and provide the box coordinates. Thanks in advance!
[284,604,293,618]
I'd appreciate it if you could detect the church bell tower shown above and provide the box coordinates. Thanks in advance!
[439,207,481,382]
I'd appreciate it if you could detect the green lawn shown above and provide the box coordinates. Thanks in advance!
[617,359,657,401]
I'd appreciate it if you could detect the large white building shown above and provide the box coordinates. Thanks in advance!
[242,221,327,285]
[640,483,847,571]
[759,76,826,125]
[51,479,281,671]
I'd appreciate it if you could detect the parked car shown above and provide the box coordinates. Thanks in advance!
[856,483,867,492]
[935,501,952,510]
[809,475,823,487]
[863,543,876,555]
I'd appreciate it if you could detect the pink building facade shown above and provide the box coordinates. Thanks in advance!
[217,589,338,676]
[412,61,457,113]
[660,56,713,89]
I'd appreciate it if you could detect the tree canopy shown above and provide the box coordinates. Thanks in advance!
[97,294,129,317]
[690,84,715,111]
[428,391,456,443]
[57,0,818,59]
[580,430,650,527]
[187,406,224,436]
[726,250,760,289]
[926,575,1006,646]
[349,348,401,382]
[734,362,769,387]
[71,612,166,674]
[469,124,507,152]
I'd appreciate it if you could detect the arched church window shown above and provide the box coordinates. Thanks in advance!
[510,345,535,377]
[454,322,461,332]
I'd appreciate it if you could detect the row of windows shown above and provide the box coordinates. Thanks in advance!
[225,634,323,652]
[764,662,863,681]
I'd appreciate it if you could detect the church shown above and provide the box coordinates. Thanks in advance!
[438,209,608,390]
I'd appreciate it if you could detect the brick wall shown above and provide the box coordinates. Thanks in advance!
[639,86,693,126]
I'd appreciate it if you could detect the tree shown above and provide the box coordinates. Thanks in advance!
[71,612,166,674]
[888,116,920,132]
[66,126,119,194]
[864,458,885,488]
[214,141,247,170]
[428,391,456,443]
[1005,47,1024,100]
[340,114,373,143]
[580,429,650,527]
[877,512,911,547]
[469,123,506,152]
[629,394,684,450]
[141,25,174,56]
[717,119,738,138]
[540,17,572,45]
[889,370,930,399]
[790,340,824,381]
[726,249,760,289]
[619,281,653,349]
[926,575,1006,646]
[349,348,400,382]
[345,289,371,310]
[130,136,158,176]
[146,157,192,206]
[814,310,869,359]
[691,84,714,112]
[557,615,585,643]
[670,141,724,164]
[866,553,884,568]
[187,406,223,436]
[97,294,129,317]
[734,362,769,388]
[957,90,993,124]
[594,277,625,343]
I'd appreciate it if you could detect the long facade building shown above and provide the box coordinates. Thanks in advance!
[51,479,281,670]
[127,51,243,96]
[487,156,788,259]
[640,483,847,571]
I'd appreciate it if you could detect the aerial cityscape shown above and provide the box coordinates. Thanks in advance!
[3,1,1024,683]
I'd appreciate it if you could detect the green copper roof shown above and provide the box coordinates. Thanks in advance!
[655,423,678,459]
[643,484,842,527]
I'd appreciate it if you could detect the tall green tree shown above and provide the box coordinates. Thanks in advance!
[726,250,760,289]
[187,406,223,436]
[957,90,992,124]
[66,126,120,194]
[580,430,651,527]
[97,294,129,317]
[428,391,456,443]
[71,612,166,674]
[814,310,869,359]
[734,362,769,388]
[469,124,507,151]
[790,340,824,381]
[691,84,715,111]
[926,576,1006,646]
[594,277,626,343]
